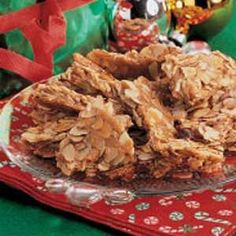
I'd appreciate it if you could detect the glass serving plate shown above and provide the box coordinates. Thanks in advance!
[1,79,236,207]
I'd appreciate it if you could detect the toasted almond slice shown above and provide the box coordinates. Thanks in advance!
[80,109,97,118]
[60,164,73,176]
[192,108,211,118]
[124,89,141,104]
[104,147,119,163]
[80,160,87,171]
[69,135,85,143]
[138,153,154,161]
[105,137,120,148]
[75,142,87,151]
[21,132,52,143]
[98,123,112,138]
[55,133,67,141]
[148,61,158,79]
[61,143,75,161]
[98,162,110,171]
[90,135,105,152]
[223,98,236,109]
[77,147,90,161]
[91,117,104,129]
[86,149,100,161]
[188,158,204,170]
[198,125,220,141]
[119,132,134,154]
[69,127,88,136]
[111,154,126,166]
[92,96,105,109]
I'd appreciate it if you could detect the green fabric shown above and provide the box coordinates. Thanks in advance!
[3,0,109,72]
[0,184,116,236]
[0,0,109,98]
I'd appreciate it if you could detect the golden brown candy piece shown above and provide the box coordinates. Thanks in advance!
[21,43,236,181]
[56,96,135,177]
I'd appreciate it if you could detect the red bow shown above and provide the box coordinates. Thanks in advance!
[0,0,94,82]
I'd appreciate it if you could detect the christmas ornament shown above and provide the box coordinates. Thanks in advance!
[169,0,233,45]
[182,40,211,54]
[109,0,171,52]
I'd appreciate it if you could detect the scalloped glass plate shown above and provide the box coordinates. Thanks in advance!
[1,79,236,205]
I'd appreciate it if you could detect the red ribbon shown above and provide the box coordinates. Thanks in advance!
[0,0,95,82]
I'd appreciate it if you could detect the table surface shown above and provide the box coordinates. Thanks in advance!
[0,3,236,236]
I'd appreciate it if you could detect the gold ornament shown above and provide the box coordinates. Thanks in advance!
[167,0,231,34]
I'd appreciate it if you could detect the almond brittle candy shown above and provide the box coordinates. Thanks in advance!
[20,43,236,181]
[56,96,135,178]
[87,49,152,80]
[60,53,118,98]
[87,43,181,80]
[21,117,78,158]
[32,82,92,113]
[162,51,236,107]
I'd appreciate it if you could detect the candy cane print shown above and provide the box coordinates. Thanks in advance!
[158,193,192,206]
[158,195,176,206]
[194,211,232,225]
[0,160,9,168]
[0,160,16,168]
[128,213,136,223]
[159,226,184,234]
[214,188,236,193]
[159,225,203,234]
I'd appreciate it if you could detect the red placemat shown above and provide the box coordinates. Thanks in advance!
[0,100,236,236]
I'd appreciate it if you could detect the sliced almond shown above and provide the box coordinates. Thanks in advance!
[111,154,126,166]
[69,135,85,143]
[75,142,87,151]
[91,117,104,129]
[198,125,220,141]
[97,123,112,138]
[192,108,211,118]
[119,132,134,154]
[21,132,52,143]
[104,147,119,163]
[98,162,110,171]
[59,137,70,149]
[124,89,141,104]
[77,147,90,161]
[69,127,88,136]
[80,109,97,118]
[90,135,105,152]
[172,172,193,180]
[61,143,75,161]
[223,98,236,109]
[86,148,100,161]
[138,153,154,161]
[80,160,87,172]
